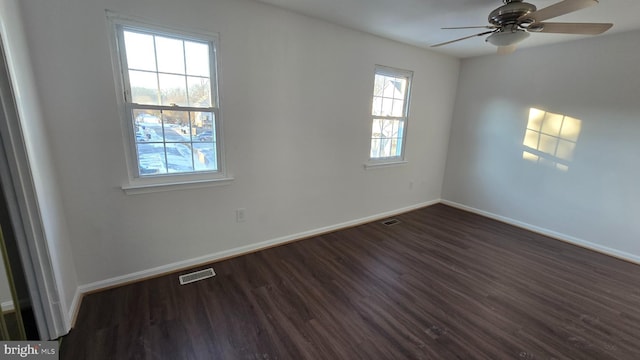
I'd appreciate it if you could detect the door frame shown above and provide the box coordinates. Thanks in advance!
[0,39,66,339]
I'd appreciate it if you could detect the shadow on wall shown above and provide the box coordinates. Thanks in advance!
[522,107,582,172]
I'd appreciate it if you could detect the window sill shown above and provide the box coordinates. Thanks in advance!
[364,160,408,169]
[122,176,234,195]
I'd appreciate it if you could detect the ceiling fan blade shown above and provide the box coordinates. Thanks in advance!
[497,45,517,55]
[431,30,496,47]
[442,26,496,30]
[520,0,598,22]
[533,22,613,34]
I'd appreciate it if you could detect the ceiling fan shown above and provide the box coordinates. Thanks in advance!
[431,0,613,54]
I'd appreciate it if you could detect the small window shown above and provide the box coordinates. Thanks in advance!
[109,14,226,188]
[369,65,413,163]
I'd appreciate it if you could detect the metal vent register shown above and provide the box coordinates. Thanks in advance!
[381,218,401,226]
[179,268,216,285]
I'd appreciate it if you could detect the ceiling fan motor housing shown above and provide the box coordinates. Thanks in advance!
[489,0,537,26]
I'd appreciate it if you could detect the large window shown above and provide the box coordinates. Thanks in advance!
[109,15,225,187]
[369,65,413,163]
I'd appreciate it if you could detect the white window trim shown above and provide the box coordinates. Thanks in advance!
[121,176,234,195]
[366,65,413,168]
[106,11,231,193]
[363,160,408,169]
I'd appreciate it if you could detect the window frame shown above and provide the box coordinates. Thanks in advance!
[366,65,413,167]
[107,12,231,193]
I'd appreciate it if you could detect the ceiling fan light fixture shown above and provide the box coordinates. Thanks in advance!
[432,0,612,50]
[486,29,530,46]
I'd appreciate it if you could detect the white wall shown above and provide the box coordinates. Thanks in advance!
[1,0,79,334]
[443,30,640,261]
[18,0,459,288]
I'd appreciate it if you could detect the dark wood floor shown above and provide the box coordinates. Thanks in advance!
[60,204,640,359]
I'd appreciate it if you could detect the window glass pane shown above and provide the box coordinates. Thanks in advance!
[129,70,159,105]
[392,99,404,117]
[193,142,217,171]
[166,143,194,173]
[159,73,188,106]
[132,109,217,176]
[373,74,385,97]
[192,112,215,142]
[161,111,190,142]
[391,120,399,138]
[124,31,156,72]
[393,78,407,99]
[185,41,210,77]
[137,143,167,175]
[382,77,395,98]
[370,138,381,158]
[370,118,404,159]
[133,109,162,142]
[371,119,383,138]
[379,138,391,157]
[371,116,391,158]
[133,109,162,125]
[372,96,382,116]
[187,77,211,107]
[155,36,185,74]
[381,119,395,138]
[391,138,400,156]
[381,98,393,116]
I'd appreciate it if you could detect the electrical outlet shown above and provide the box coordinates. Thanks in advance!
[236,208,246,223]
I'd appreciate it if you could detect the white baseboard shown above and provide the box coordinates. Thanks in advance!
[441,199,640,266]
[1,300,14,313]
[65,287,83,330]
[69,200,439,326]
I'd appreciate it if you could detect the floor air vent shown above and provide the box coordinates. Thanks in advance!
[381,218,400,226]
[179,268,215,285]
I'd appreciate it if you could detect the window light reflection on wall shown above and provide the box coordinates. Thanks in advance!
[522,108,582,172]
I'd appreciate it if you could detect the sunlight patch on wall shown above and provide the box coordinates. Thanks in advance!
[522,108,582,172]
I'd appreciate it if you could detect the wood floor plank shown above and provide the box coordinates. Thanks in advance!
[60,204,640,359]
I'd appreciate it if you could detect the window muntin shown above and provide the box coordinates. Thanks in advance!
[115,24,221,178]
[369,66,412,161]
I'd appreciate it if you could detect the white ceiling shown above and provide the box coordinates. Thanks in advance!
[253,0,640,58]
